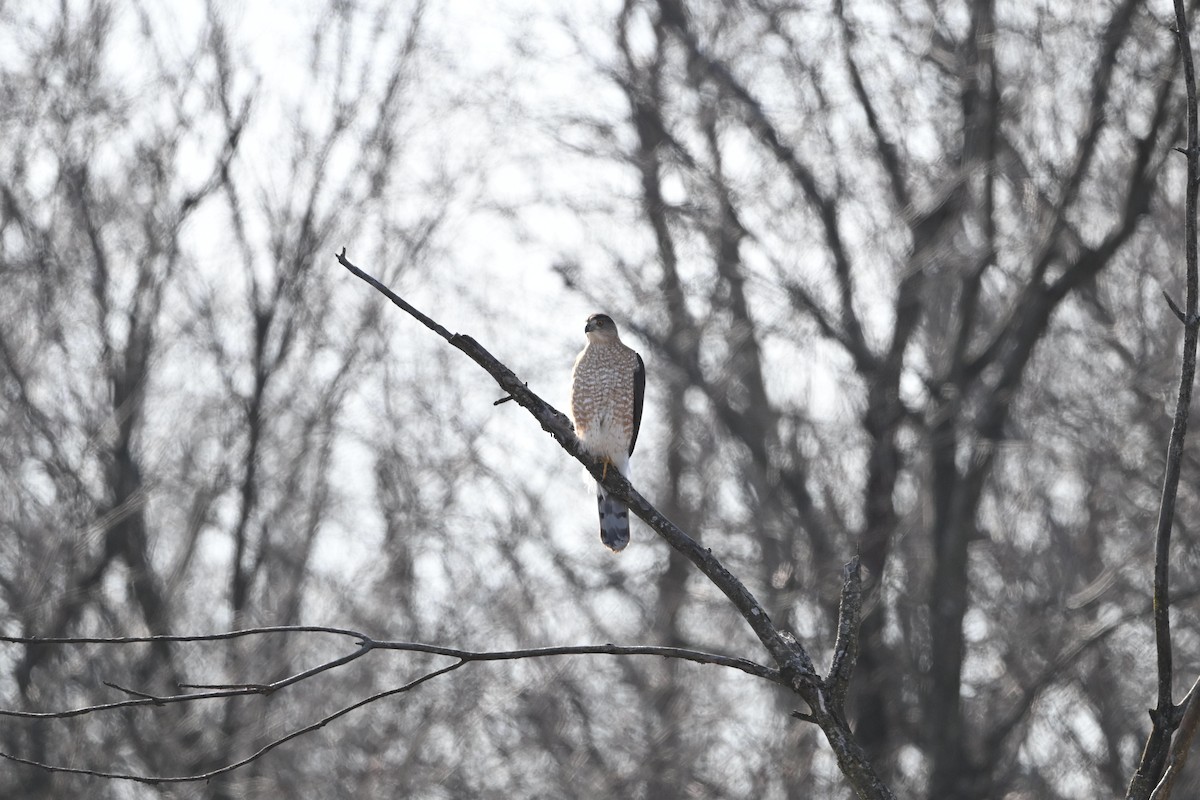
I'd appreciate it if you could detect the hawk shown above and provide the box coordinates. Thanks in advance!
[569,313,646,551]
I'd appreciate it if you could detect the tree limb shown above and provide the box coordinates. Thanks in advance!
[826,556,863,714]
[334,250,895,799]
[0,625,778,784]
[1127,1,1200,797]
[336,249,812,677]
[0,625,777,719]
[0,660,466,785]
[1150,678,1200,800]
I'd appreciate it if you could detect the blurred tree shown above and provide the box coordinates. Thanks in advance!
[3,0,1200,798]
[551,0,1192,797]
[0,0,466,797]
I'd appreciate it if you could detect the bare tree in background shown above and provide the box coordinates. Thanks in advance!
[554,0,1200,797]
[7,0,1200,799]
[0,1,466,797]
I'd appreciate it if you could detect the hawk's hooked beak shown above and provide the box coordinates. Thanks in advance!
[584,319,598,333]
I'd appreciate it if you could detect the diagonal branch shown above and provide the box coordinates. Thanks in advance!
[833,0,909,209]
[334,250,895,800]
[336,249,812,680]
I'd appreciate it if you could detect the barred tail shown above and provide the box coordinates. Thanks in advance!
[597,483,630,551]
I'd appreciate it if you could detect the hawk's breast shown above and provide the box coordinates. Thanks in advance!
[570,342,638,462]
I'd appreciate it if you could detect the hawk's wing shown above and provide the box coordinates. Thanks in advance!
[628,353,646,456]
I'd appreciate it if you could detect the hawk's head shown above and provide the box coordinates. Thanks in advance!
[584,313,621,343]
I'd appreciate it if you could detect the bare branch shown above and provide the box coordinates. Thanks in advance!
[1164,290,1188,324]
[0,629,374,720]
[0,660,466,785]
[0,625,777,784]
[336,248,455,342]
[371,640,780,682]
[100,681,166,704]
[826,557,863,713]
[833,0,909,209]
[1128,1,1200,797]
[784,280,877,374]
[335,250,811,678]
[652,0,869,364]
[1150,678,1200,800]
[985,611,1132,760]
[1,624,367,647]
[334,251,897,800]
[0,625,776,719]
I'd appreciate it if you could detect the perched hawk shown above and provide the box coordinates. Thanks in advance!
[569,313,646,551]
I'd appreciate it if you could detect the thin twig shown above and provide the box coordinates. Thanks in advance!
[0,634,375,719]
[0,624,368,646]
[0,661,467,785]
[101,681,166,704]
[1164,290,1187,323]
[0,630,777,784]
[371,639,780,682]
[336,247,453,340]
[0,627,776,721]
